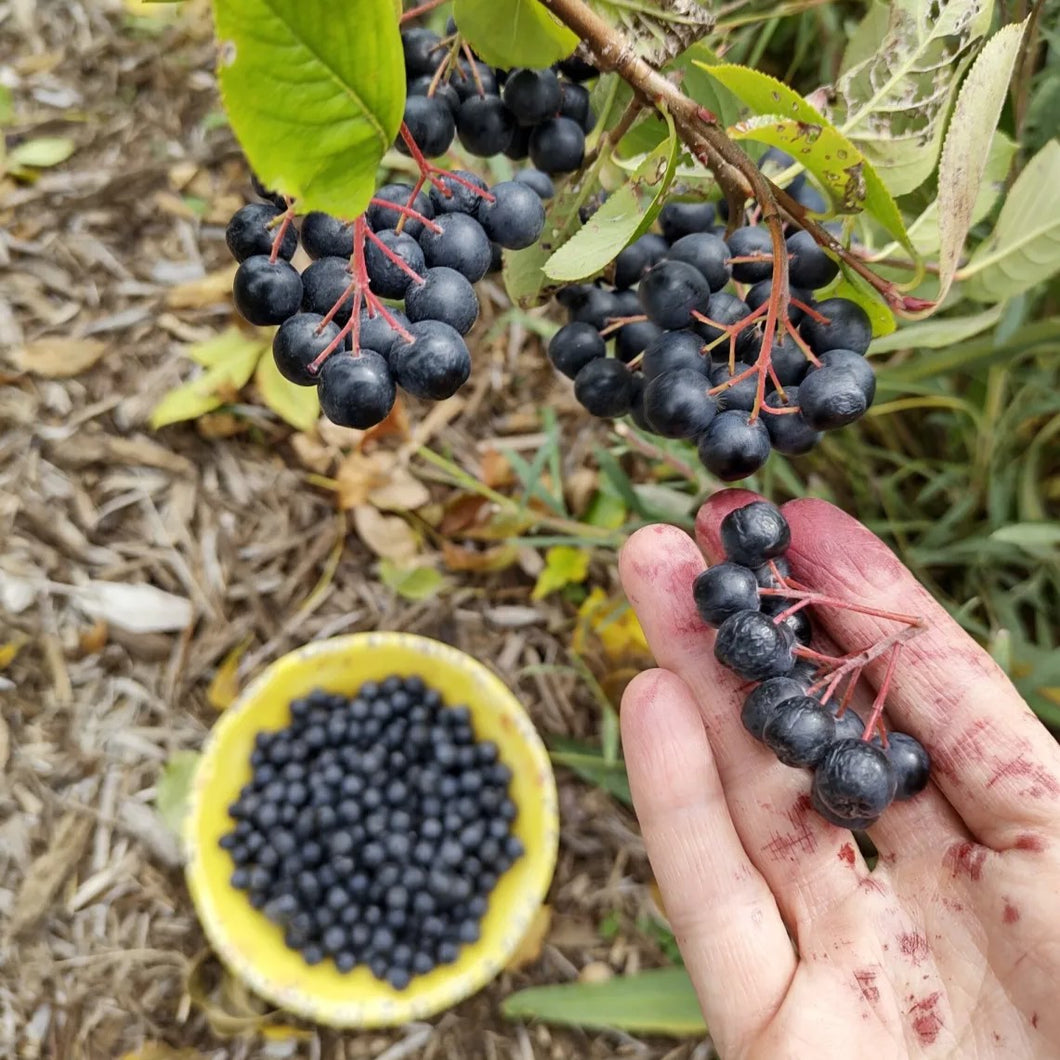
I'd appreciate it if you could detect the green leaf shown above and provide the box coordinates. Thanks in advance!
[0,85,14,125]
[150,333,265,429]
[156,750,202,839]
[453,0,578,68]
[212,0,404,217]
[698,64,912,251]
[839,0,890,75]
[8,137,76,169]
[187,326,264,367]
[378,560,446,601]
[503,967,706,1036]
[870,304,1003,353]
[832,262,896,338]
[832,0,995,196]
[545,115,679,282]
[958,140,1060,301]
[551,751,632,805]
[532,546,591,599]
[254,347,320,430]
[990,524,1060,550]
[936,20,1028,303]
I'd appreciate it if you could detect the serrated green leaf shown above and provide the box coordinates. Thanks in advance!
[545,116,678,282]
[453,0,578,68]
[156,751,202,839]
[503,967,706,1035]
[832,262,896,338]
[212,0,404,217]
[958,140,1060,301]
[254,348,320,430]
[833,0,994,196]
[936,20,1028,304]
[150,337,264,429]
[532,546,591,599]
[378,560,446,601]
[870,304,1003,353]
[8,137,76,169]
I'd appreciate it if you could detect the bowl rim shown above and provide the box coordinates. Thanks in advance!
[184,631,560,1027]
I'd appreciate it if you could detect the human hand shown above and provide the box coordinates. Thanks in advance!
[618,489,1060,1058]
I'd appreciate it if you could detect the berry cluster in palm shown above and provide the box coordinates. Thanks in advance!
[548,192,876,482]
[220,678,523,988]
[693,501,931,828]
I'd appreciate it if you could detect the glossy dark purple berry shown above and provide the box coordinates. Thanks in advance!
[726,226,774,283]
[273,313,341,386]
[714,610,796,681]
[566,286,620,330]
[763,696,835,767]
[300,211,354,260]
[389,319,471,400]
[641,329,708,380]
[573,358,633,417]
[478,181,545,250]
[233,256,303,326]
[615,320,663,363]
[786,229,839,290]
[456,95,515,156]
[226,204,297,263]
[874,731,931,800]
[666,233,732,293]
[812,739,897,826]
[799,297,872,355]
[547,322,605,379]
[502,68,562,125]
[819,349,876,403]
[317,351,395,429]
[720,500,790,566]
[658,200,716,242]
[365,229,425,299]
[529,116,586,173]
[763,388,821,455]
[401,27,444,78]
[513,167,555,200]
[709,361,758,412]
[745,281,814,324]
[639,261,712,330]
[697,410,771,481]
[693,562,760,626]
[358,308,411,360]
[797,366,869,430]
[643,368,718,438]
[613,233,669,290]
[741,677,806,740]
[832,708,866,741]
[398,94,455,158]
[404,266,479,335]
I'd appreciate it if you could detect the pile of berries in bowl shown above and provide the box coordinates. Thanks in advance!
[184,632,559,1028]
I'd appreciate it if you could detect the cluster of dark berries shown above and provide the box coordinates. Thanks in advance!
[224,165,547,428]
[401,25,596,172]
[547,192,876,481]
[693,501,931,828]
[219,677,524,988]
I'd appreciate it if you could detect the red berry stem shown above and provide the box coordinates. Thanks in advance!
[782,318,823,368]
[860,643,902,744]
[598,313,649,337]
[400,0,448,22]
[363,227,427,285]
[759,586,924,628]
[369,196,443,235]
[267,200,296,265]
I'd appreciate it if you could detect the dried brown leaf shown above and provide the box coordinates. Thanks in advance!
[77,619,108,657]
[335,450,398,510]
[352,505,419,561]
[8,812,94,938]
[10,336,107,378]
[164,265,238,310]
[441,540,519,572]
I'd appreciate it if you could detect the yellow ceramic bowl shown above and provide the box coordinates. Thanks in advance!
[185,632,559,1028]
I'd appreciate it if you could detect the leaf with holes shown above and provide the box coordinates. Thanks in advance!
[453,0,578,68]
[936,20,1027,304]
[958,140,1060,302]
[698,64,912,253]
[588,0,714,66]
[544,115,679,282]
[212,0,404,217]
[832,0,994,196]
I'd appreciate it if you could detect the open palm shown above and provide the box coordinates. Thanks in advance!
[619,489,1060,1058]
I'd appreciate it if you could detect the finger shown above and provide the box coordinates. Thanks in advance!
[621,667,794,1057]
[619,521,876,933]
[695,498,972,864]
[782,498,1060,851]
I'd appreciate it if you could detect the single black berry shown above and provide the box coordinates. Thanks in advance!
[666,233,732,293]
[503,68,562,125]
[273,313,342,386]
[874,731,930,800]
[643,368,718,438]
[741,677,805,740]
[726,226,774,283]
[226,204,297,263]
[317,351,396,429]
[641,329,708,381]
[390,319,472,400]
[300,211,355,260]
[513,167,555,200]
[762,696,836,767]
[714,610,797,681]
[418,212,493,282]
[529,116,586,173]
[763,388,821,455]
[658,201,716,242]
[478,181,546,250]
[367,184,434,240]
[573,358,633,417]
[720,501,790,566]
[786,229,839,290]
[693,562,760,626]
[697,410,771,481]
[547,321,605,379]
[365,229,425,299]
[456,95,515,156]
[812,739,897,826]
[399,94,456,158]
[233,256,303,327]
[639,260,712,330]
[797,366,869,430]
[405,266,479,335]
[799,297,872,355]
[429,169,489,217]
